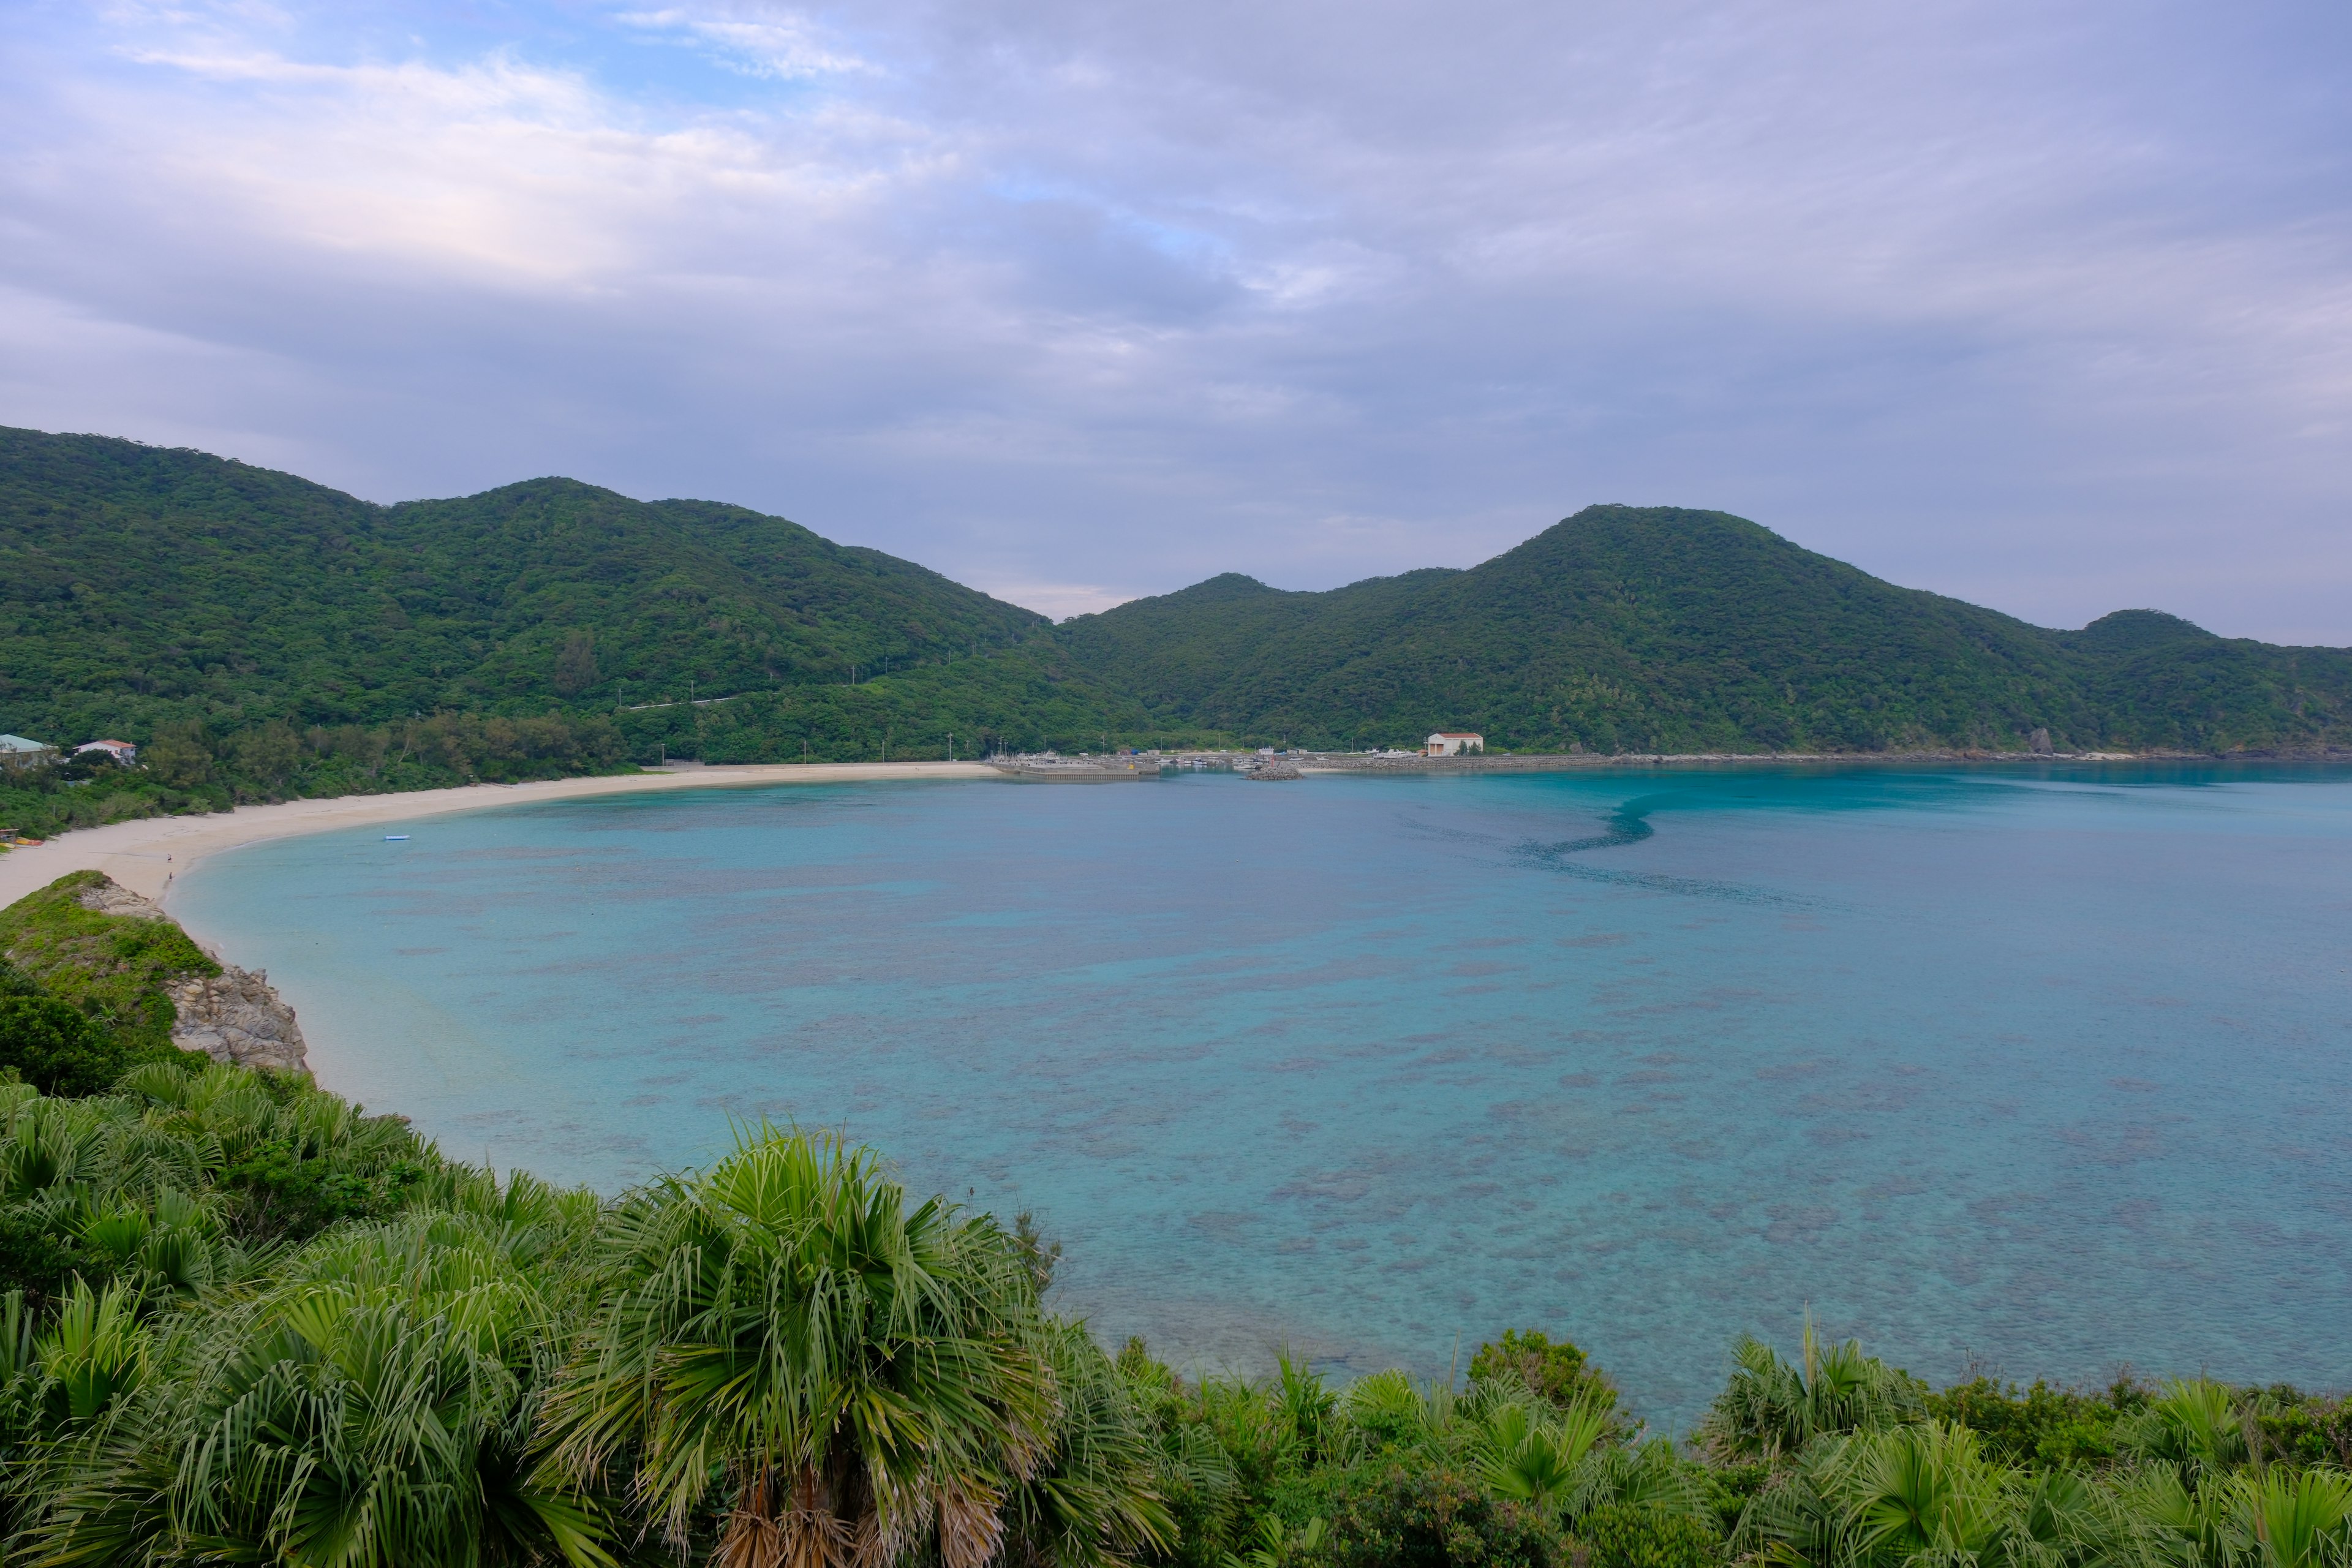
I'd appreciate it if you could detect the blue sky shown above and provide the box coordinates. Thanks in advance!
[4,1,2348,639]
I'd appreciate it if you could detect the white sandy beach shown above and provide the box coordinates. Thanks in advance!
[0,762,1000,912]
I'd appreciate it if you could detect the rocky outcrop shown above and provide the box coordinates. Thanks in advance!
[167,967,309,1074]
[74,880,171,921]
[71,877,311,1074]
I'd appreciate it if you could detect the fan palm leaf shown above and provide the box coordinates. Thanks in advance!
[24,1208,611,1568]
[1703,1321,1923,1461]
[2234,1469,2352,1568]
[536,1126,1053,1568]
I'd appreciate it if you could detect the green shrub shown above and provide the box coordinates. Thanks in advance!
[220,1137,428,1244]
[1575,1504,1722,1568]
[1469,1329,1619,1417]
[1314,1462,1566,1568]
[1697,1462,1771,1537]
[0,871,217,1053]
[0,996,124,1097]
[1926,1377,2124,1469]
[2253,1394,2352,1469]
[0,1210,77,1305]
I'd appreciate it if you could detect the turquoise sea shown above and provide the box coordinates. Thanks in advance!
[171,764,2352,1425]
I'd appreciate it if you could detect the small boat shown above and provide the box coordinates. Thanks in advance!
[383,834,410,842]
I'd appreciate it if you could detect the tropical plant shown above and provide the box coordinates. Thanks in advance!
[1000,1318,1175,1568]
[2125,1381,2252,1476]
[2123,1458,2245,1568]
[1273,1353,1343,1469]
[36,1277,148,1427]
[1469,1330,1619,1421]
[1842,1421,2011,1564]
[1219,1511,1325,1568]
[2233,1468,2352,1568]
[1312,1461,1567,1568]
[1701,1322,1924,1461]
[537,1126,1058,1568]
[0,995,126,1098]
[1577,1502,1722,1568]
[26,1208,611,1567]
[1573,1439,1714,1528]
[1111,1339,1243,1568]
[1343,1370,1455,1455]
[1733,1420,2141,1568]
[1476,1399,1608,1514]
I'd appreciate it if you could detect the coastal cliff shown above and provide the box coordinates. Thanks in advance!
[0,869,309,1076]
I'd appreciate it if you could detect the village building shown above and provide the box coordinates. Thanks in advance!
[0,735,58,769]
[1426,731,1484,756]
[75,738,139,765]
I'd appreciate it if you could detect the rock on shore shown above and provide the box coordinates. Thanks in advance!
[165,967,309,1074]
[72,879,311,1074]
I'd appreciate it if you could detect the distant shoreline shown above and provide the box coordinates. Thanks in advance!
[0,762,998,913]
[1291,746,2302,773]
[5,746,2341,917]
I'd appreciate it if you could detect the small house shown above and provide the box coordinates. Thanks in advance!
[1426,731,1484,757]
[0,735,57,769]
[75,739,139,765]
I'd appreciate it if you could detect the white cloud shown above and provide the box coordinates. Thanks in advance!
[618,6,873,80]
[2,0,2348,640]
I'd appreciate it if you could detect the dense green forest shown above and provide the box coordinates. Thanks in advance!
[0,871,2341,1567]
[4,428,2348,844]
[0,428,1051,737]
[0,429,1192,836]
[1059,510,2352,755]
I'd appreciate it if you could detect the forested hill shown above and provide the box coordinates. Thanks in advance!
[3,431,2346,788]
[1060,506,2352,753]
[0,426,1057,744]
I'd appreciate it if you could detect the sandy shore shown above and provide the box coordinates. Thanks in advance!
[0,763,999,911]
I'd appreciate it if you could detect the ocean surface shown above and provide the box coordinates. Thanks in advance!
[171,763,2352,1425]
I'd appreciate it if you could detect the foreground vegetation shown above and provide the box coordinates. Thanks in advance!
[0,1072,2342,1568]
[0,873,2342,1567]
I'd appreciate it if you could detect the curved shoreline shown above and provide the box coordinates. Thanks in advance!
[0,762,1000,913]
[7,748,2334,916]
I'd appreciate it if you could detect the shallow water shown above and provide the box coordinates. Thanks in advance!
[173,764,2352,1425]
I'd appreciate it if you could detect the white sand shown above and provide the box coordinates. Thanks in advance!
[0,763,1000,911]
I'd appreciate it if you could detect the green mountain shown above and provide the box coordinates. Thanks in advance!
[2,431,2345,816]
[1060,506,2352,753]
[0,428,1165,835]
[0,426,1055,739]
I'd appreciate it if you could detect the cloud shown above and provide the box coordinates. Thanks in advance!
[2,0,2348,641]
[618,6,873,80]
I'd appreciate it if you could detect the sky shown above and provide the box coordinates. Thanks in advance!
[3,2,2348,640]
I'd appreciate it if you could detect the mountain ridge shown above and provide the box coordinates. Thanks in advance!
[1063,505,2351,753]
[4,429,2347,777]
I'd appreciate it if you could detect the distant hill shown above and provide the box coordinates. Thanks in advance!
[0,427,1061,742]
[3,434,2344,789]
[1060,506,2352,753]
